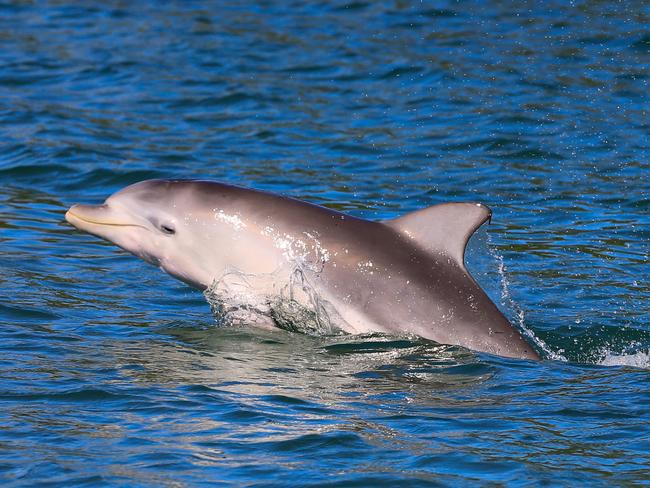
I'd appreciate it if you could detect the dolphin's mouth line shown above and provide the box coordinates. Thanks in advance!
[66,210,145,229]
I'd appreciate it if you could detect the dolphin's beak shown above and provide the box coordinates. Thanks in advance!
[65,204,140,231]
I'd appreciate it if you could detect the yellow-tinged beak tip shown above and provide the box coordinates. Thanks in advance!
[64,206,78,224]
[65,204,135,228]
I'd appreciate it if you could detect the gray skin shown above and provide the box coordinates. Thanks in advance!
[65,179,540,360]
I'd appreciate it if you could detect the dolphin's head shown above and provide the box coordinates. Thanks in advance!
[66,179,219,289]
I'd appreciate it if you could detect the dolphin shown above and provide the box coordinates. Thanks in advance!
[65,179,540,360]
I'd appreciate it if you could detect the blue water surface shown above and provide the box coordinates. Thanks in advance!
[1,1,649,486]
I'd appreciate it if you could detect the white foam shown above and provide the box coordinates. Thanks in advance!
[598,351,650,369]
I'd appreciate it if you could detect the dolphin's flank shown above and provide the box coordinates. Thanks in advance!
[65,179,540,360]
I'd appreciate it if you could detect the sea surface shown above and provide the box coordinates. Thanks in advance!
[1,1,649,486]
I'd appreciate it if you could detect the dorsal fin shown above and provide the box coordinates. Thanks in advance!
[384,202,492,267]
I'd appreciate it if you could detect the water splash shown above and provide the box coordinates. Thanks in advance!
[271,267,343,335]
[203,269,275,328]
[484,238,648,367]
[486,235,566,361]
[203,266,342,336]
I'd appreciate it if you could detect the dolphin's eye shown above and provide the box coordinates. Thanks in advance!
[160,223,176,235]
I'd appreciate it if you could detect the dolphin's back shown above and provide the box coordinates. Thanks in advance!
[252,194,538,360]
